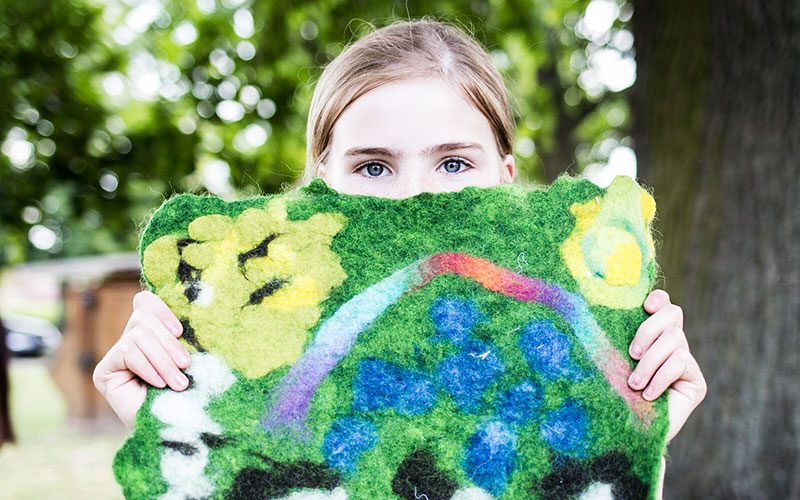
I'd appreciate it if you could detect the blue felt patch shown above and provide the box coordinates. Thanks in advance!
[322,416,379,473]
[519,320,585,381]
[540,399,590,458]
[438,340,503,413]
[429,296,488,344]
[352,358,436,415]
[496,380,545,425]
[463,420,517,495]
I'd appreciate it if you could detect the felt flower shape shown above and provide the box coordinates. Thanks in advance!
[560,176,656,309]
[142,198,347,378]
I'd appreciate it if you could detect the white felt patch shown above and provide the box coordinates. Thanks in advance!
[451,487,494,500]
[193,281,214,307]
[578,481,615,500]
[152,353,236,500]
[152,392,221,431]
[274,487,348,500]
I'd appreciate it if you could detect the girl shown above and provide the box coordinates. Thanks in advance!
[94,18,706,497]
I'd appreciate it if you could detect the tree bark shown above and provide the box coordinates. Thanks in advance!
[632,1,800,498]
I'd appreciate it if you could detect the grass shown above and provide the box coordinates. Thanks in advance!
[0,359,127,500]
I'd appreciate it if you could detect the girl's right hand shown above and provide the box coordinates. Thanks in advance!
[92,291,191,430]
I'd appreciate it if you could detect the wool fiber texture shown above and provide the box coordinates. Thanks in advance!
[114,175,668,500]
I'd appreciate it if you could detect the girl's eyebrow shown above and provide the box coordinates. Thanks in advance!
[343,142,484,158]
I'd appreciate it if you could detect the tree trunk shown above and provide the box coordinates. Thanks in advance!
[632,1,800,498]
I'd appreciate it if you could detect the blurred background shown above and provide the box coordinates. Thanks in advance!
[0,0,796,499]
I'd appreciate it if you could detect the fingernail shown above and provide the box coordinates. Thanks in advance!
[628,373,640,388]
[630,345,642,358]
[179,351,191,366]
[643,387,654,400]
[169,322,183,335]
[645,296,660,309]
[154,374,166,386]
[174,373,188,390]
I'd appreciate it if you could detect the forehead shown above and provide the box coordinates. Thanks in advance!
[329,78,499,156]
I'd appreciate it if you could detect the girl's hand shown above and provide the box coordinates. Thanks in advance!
[92,291,191,430]
[627,289,707,443]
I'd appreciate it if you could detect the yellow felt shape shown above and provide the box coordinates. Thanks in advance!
[141,198,348,378]
[560,176,656,309]
[604,240,643,286]
[142,235,182,288]
[188,214,234,242]
[640,191,656,224]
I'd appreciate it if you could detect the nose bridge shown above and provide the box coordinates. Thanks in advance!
[394,155,426,199]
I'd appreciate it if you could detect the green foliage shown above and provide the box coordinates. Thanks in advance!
[0,0,634,265]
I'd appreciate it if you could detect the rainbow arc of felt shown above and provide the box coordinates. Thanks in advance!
[261,252,654,437]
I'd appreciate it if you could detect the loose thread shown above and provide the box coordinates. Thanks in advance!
[516,252,530,273]
[414,487,430,500]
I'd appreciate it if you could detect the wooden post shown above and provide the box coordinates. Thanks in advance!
[52,270,142,422]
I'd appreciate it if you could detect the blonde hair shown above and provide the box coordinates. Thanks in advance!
[300,18,516,185]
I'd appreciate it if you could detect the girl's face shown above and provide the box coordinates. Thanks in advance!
[318,78,515,199]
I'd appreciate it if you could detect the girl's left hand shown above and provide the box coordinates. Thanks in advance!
[627,289,707,443]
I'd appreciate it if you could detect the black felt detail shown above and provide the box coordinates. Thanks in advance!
[591,452,648,500]
[200,432,232,449]
[391,449,458,500]
[537,451,648,500]
[180,319,206,352]
[162,440,198,456]
[177,259,203,302]
[184,373,195,390]
[538,457,587,499]
[176,238,197,255]
[178,259,201,283]
[246,278,288,306]
[185,281,201,302]
[238,233,279,274]
[226,457,340,500]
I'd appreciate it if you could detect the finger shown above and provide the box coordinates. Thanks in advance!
[628,326,687,390]
[629,304,684,359]
[132,290,183,336]
[129,327,189,391]
[642,347,691,401]
[120,340,166,388]
[129,309,191,370]
[666,357,707,442]
[644,289,671,314]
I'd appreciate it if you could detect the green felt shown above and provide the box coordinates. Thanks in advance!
[114,175,668,500]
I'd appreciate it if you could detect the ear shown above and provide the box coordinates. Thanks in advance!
[501,154,516,183]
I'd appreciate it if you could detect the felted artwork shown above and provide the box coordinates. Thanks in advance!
[113,175,669,500]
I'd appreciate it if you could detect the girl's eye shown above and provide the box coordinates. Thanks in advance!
[357,162,387,177]
[440,158,470,174]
